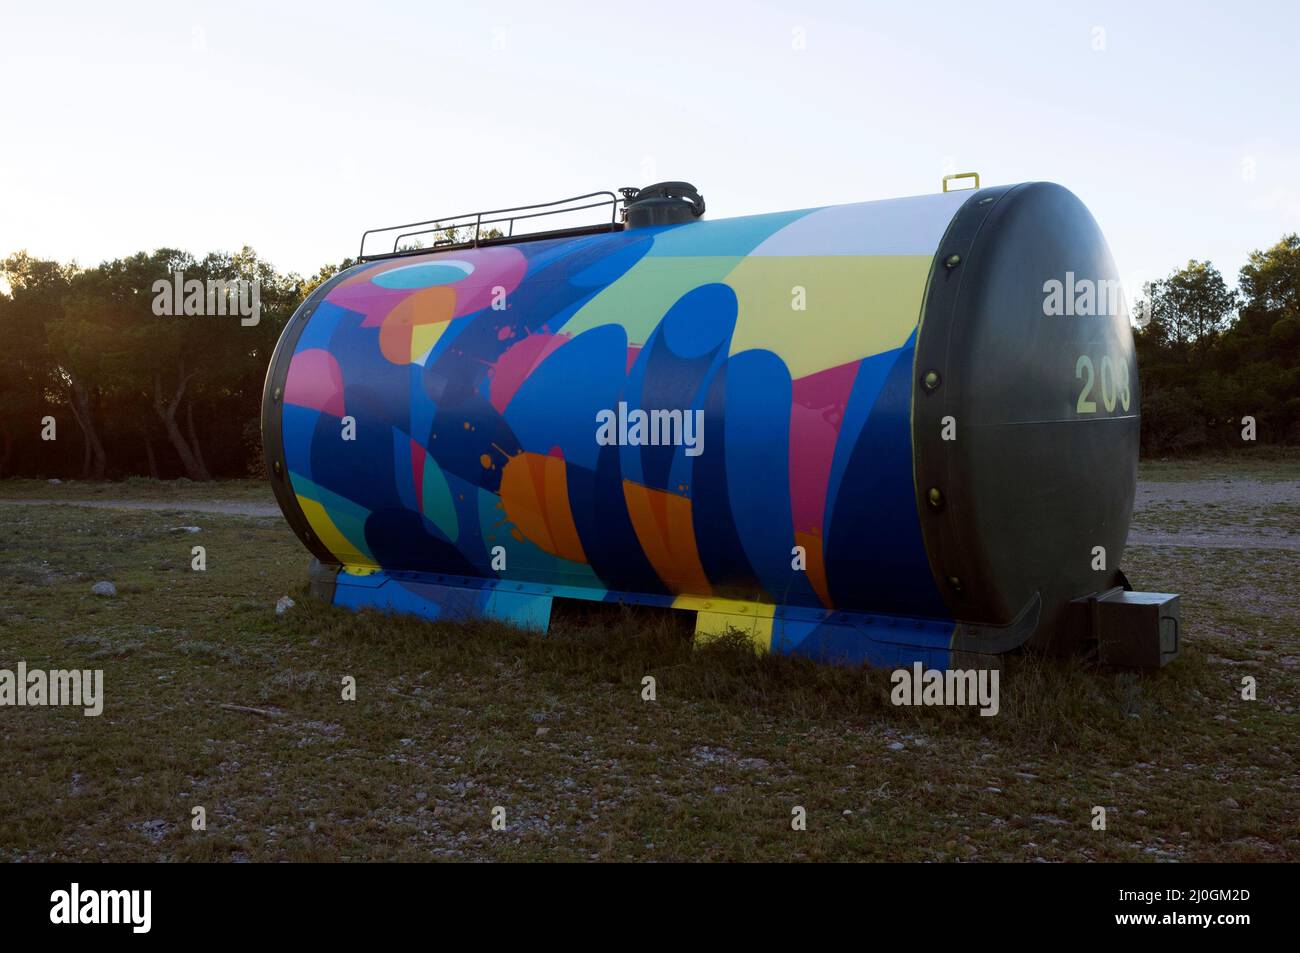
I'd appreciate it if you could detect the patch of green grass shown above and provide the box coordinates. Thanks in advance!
[0,482,1296,862]
[0,477,272,503]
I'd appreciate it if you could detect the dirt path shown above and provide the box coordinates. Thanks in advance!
[1129,477,1298,550]
[1135,478,1300,508]
[1126,530,1298,551]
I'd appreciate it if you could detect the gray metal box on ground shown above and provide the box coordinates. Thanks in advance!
[1095,591,1181,668]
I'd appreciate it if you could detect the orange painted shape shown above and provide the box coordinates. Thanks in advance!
[379,286,455,364]
[499,452,586,564]
[541,453,586,563]
[795,530,832,608]
[622,480,712,597]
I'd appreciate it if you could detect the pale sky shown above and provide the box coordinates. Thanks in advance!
[2,0,1297,299]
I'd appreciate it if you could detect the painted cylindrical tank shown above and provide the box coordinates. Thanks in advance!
[262,182,1139,668]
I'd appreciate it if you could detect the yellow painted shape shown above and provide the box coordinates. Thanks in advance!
[688,597,776,653]
[296,495,377,570]
[563,256,743,344]
[410,320,448,362]
[379,285,454,364]
[723,255,933,378]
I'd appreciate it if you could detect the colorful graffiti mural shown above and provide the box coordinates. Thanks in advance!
[272,190,976,666]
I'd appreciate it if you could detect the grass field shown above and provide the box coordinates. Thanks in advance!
[1,457,1296,862]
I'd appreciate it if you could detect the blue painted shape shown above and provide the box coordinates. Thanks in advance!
[391,426,418,514]
[723,349,818,607]
[333,570,553,631]
[660,283,737,359]
[295,300,350,350]
[569,443,669,597]
[281,404,320,483]
[822,343,899,527]
[502,324,629,470]
[689,363,762,595]
[824,339,949,619]
[570,235,654,287]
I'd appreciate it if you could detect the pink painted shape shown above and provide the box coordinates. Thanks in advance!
[284,348,346,418]
[329,282,415,327]
[488,332,570,414]
[326,245,529,329]
[448,246,527,318]
[411,438,426,511]
[788,361,860,533]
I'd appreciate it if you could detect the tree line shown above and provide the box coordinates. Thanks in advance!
[1,232,1297,481]
[0,248,349,480]
[1134,234,1300,453]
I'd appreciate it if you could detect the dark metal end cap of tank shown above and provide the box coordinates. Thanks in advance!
[913,181,1139,654]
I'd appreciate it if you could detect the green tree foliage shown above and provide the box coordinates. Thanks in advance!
[1135,239,1300,453]
[1135,260,1238,353]
[1,247,303,478]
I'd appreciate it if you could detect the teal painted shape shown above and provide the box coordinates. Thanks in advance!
[474,487,607,592]
[483,589,553,631]
[421,452,459,541]
[373,262,473,289]
[291,474,377,563]
[332,569,552,632]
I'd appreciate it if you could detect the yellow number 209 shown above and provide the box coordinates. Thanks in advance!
[1075,353,1130,415]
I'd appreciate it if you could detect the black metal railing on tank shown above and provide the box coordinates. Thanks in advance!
[358,190,625,261]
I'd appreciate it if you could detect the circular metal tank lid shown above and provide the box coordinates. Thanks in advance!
[624,181,706,228]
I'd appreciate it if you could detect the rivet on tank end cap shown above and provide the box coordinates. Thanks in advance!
[947,576,963,593]
[922,370,941,392]
[272,460,282,476]
[272,386,282,403]
[926,487,944,510]
[944,254,961,269]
